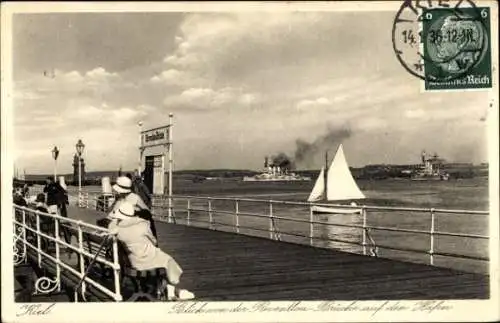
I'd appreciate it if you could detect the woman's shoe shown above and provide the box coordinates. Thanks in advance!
[177,289,195,300]
[166,284,195,301]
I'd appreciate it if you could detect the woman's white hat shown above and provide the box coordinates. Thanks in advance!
[111,202,135,220]
[113,176,132,194]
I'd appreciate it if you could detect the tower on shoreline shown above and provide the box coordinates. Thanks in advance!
[72,154,86,185]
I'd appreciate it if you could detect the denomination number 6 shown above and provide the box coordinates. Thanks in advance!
[481,9,488,18]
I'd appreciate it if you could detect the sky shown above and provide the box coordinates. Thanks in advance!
[10,8,491,174]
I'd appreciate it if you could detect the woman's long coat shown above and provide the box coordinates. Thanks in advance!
[108,217,183,284]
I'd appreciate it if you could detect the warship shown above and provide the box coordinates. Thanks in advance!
[243,156,311,182]
[411,150,450,181]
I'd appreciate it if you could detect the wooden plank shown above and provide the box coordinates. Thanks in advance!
[32,206,488,301]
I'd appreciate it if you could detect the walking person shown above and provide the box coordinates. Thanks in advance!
[108,202,195,301]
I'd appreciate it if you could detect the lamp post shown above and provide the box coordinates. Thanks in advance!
[76,139,85,195]
[52,146,59,181]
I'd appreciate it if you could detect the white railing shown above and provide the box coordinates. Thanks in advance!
[71,192,490,271]
[156,195,489,267]
[13,205,122,302]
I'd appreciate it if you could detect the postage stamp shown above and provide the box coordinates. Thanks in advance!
[392,0,492,90]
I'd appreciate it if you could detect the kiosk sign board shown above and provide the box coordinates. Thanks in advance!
[141,126,169,148]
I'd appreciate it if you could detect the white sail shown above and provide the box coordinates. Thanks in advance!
[307,167,325,202]
[307,144,365,203]
[326,144,365,201]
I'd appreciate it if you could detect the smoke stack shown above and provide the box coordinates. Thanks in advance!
[271,153,294,173]
[264,156,269,168]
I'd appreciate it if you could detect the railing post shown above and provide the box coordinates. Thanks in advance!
[54,216,61,292]
[36,211,41,266]
[362,207,367,256]
[168,195,173,224]
[187,199,191,226]
[112,236,122,301]
[430,208,435,266]
[22,209,27,264]
[77,222,86,296]
[269,200,274,240]
[309,203,314,246]
[235,199,240,234]
[208,198,213,230]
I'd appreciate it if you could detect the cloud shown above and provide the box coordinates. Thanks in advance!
[405,109,425,119]
[163,87,259,111]
[297,97,331,110]
[11,12,490,173]
[150,69,183,84]
[13,65,157,173]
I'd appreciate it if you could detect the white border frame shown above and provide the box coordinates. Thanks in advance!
[2,2,498,323]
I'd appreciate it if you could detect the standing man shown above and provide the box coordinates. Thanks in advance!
[43,177,65,215]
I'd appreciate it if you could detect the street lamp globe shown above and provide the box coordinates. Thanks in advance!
[76,139,85,156]
[52,146,59,160]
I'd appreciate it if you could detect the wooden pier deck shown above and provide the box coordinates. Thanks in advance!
[18,205,489,301]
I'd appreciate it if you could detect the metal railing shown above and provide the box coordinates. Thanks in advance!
[13,205,122,302]
[71,191,490,270]
[157,195,489,266]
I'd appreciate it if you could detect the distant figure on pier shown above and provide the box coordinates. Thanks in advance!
[108,202,195,301]
[22,184,30,198]
[34,193,49,213]
[13,188,27,207]
[107,176,157,240]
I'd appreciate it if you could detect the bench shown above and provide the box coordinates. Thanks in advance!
[95,195,115,212]
[62,220,170,302]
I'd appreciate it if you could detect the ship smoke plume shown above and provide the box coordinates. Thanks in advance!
[269,153,294,171]
[294,125,352,169]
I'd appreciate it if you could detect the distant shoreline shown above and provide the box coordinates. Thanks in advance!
[16,163,488,184]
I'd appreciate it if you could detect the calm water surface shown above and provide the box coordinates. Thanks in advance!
[36,177,490,273]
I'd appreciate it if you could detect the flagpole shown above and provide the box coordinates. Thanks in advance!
[324,150,329,200]
[138,121,143,177]
[168,113,173,223]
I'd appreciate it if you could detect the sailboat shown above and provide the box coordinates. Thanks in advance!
[307,144,365,213]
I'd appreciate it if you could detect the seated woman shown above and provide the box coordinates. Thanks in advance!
[107,176,157,239]
[108,202,194,301]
